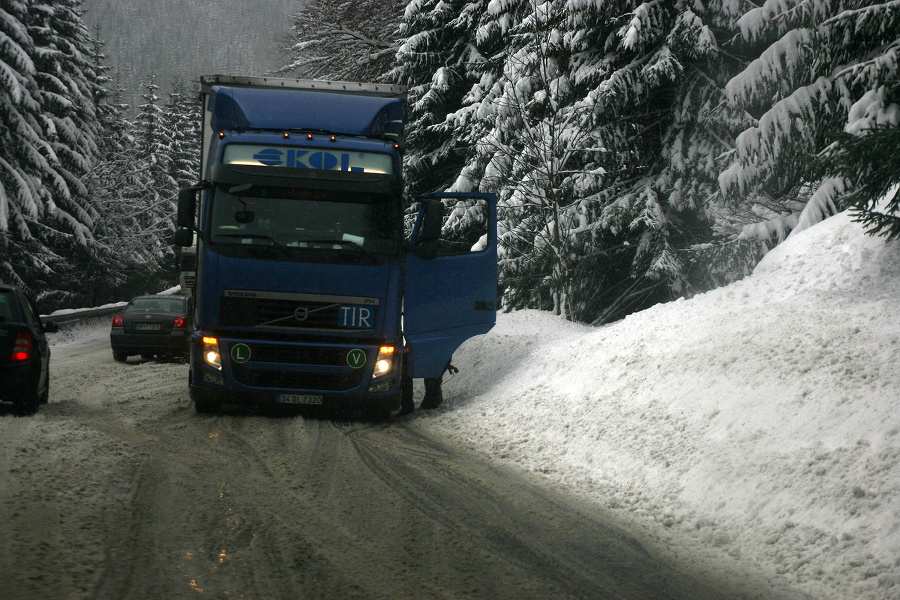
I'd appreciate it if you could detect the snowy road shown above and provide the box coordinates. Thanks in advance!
[0,326,799,600]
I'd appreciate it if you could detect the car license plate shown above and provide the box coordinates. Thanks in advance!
[279,394,323,405]
[135,323,161,331]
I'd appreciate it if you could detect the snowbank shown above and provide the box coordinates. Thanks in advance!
[428,211,900,600]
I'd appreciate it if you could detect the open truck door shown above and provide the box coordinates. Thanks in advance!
[404,193,498,378]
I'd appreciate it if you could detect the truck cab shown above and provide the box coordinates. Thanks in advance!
[174,76,496,415]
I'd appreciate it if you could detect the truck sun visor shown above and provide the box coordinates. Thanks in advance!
[209,86,406,140]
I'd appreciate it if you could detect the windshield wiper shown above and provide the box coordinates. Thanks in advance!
[214,233,294,259]
[302,239,381,264]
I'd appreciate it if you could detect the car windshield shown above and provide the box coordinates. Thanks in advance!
[208,184,402,263]
[126,298,185,313]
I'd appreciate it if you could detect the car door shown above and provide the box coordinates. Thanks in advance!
[403,192,497,378]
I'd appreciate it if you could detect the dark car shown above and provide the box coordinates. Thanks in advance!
[110,295,192,362]
[0,284,58,416]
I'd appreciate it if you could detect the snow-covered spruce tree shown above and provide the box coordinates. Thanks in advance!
[435,1,749,322]
[0,0,103,302]
[718,0,900,245]
[278,0,405,82]
[817,110,900,240]
[166,78,201,190]
[446,0,602,319]
[556,0,769,320]
[56,23,137,307]
[109,77,179,291]
[77,80,138,305]
[83,76,198,302]
[393,0,492,198]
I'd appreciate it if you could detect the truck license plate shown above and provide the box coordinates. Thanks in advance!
[279,394,323,405]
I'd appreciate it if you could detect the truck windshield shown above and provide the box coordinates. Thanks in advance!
[208,184,402,263]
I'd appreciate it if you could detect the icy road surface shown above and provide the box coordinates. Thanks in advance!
[0,326,800,600]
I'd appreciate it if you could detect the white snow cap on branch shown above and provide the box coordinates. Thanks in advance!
[844,88,900,136]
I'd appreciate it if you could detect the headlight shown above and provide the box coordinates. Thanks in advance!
[202,336,222,370]
[372,345,395,378]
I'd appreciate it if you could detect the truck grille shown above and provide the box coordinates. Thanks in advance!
[220,291,378,332]
[227,341,367,392]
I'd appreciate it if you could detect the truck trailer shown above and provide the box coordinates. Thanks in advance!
[173,75,497,415]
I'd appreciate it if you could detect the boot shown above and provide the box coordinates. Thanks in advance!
[420,377,443,409]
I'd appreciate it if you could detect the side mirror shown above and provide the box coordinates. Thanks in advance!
[177,187,199,229]
[414,199,444,259]
[42,320,59,334]
[173,228,194,247]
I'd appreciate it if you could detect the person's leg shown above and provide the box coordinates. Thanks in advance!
[420,376,442,409]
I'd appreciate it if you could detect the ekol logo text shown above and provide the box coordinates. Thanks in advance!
[252,148,363,172]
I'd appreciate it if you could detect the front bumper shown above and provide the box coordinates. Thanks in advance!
[189,383,400,412]
[188,333,402,412]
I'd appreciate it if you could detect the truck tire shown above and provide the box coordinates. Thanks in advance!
[113,351,128,363]
[191,387,219,414]
[194,398,218,414]
[397,357,414,416]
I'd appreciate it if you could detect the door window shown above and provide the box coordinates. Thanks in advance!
[407,197,490,256]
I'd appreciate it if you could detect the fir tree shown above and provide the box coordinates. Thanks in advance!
[278,0,405,82]
[0,0,104,303]
[719,0,900,242]
[166,78,200,189]
[128,77,177,275]
[432,1,744,321]
[393,0,491,197]
[818,121,900,240]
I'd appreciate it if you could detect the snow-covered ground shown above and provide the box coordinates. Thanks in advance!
[425,211,900,600]
[43,210,898,599]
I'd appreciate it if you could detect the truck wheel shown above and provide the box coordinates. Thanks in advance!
[195,398,219,414]
[397,357,414,415]
[113,351,127,363]
[191,388,219,414]
[365,410,392,422]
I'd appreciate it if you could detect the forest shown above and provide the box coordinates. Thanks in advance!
[1,0,899,323]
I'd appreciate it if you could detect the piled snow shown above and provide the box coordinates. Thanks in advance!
[428,211,900,600]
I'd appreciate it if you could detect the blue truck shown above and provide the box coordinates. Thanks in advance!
[173,75,497,415]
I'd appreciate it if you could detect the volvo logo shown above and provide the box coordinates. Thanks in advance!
[293,306,309,322]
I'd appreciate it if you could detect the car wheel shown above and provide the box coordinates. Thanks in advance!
[39,379,49,404]
[113,351,128,363]
[14,382,40,417]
